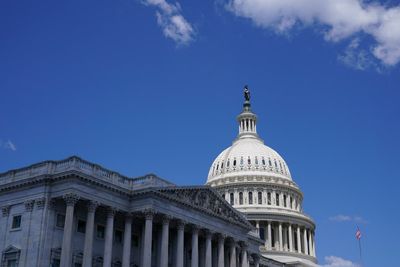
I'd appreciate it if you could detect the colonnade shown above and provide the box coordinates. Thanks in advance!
[58,193,260,267]
[254,220,316,257]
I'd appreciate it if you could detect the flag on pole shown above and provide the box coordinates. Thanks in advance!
[356,228,362,240]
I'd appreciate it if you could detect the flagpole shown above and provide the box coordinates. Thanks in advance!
[357,225,363,266]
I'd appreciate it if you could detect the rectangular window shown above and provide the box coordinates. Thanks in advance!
[51,259,60,267]
[77,220,86,233]
[11,215,21,229]
[258,192,262,204]
[115,230,123,243]
[267,192,271,205]
[56,214,65,228]
[276,193,280,206]
[230,193,234,205]
[7,259,17,267]
[97,225,105,239]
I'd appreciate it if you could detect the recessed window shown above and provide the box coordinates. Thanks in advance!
[267,192,271,205]
[255,157,258,165]
[131,235,139,247]
[239,192,243,205]
[258,192,262,204]
[283,195,287,207]
[262,157,266,166]
[97,225,105,239]
[115,230,123,243]
[227,160,230,167]
[221,162,224,169]
[247,157,251,165]
[240,157,244,165]
[56,214,65,228]
[216,163,219,170]
[233,159,236,166]
[269,159,272,166]
[248,192,253,204]
[77,220,86,233]
[230,193,234,205]
[11,215,21,229]
[276,193,280,206]
[222,194,225,200]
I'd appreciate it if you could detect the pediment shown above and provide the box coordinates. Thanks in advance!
[156,186,252,229]
[3,245,20,253]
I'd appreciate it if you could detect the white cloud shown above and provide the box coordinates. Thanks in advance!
[226,0,400,66]
[321,256,360,267]
[329,214,367,223]
[0,139,17,151]
[142,0,195,45]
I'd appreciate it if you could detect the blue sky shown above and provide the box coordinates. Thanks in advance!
[1,0,400,266]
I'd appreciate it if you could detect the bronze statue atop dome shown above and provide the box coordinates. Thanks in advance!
[244,85,250,101]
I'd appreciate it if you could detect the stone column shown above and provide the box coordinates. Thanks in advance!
[278,223,283,251]
[272,190,276,206]
[283,225,287,251]
[255,221,260,235]
[122,213,133,267]
[288,224,293,252]
[240,243,247,267]
[83,201,98,267]
[60,193,79,267]
[267,221,272,249]
[176,221,185,267]
[297,226,302,253]
[143,209,154,267]
[308,229,312,256]
[229,240,236,267]
[103,207,116,267]
[191,226,199,267]
[205,231,212,267]
[160,216,170,267]
[217,234,225,267]
[312,231,316,257]
[303,228,308,255]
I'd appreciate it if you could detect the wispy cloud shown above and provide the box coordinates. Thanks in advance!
[320,256,360,267]
[338,38,380,71]
[0,139,17,151]
[225,0,400,68]
[142,0,195,45]
[329,215,367,224]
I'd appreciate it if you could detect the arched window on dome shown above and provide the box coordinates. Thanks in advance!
[274,160,278,169]
[221,161,224,169]
[247,157,251,165]
[230,193,234,205]
[262,157,266,166]
[267,192,271,205]
[248,192,253,204]
[227,160,230,168]
[276,193,280,206]
[212,165,215,175]
[216,163,219,170]
[239,192,243,205]
[240,157,244,166]
[269,159,272,167]
[290,195,293,209]
[258,192,262,204]
[283,195,287,207]
[255,157,258,165]
[279,162,283,173]
[233,159,237,167]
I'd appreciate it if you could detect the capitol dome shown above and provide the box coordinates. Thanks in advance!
[206,86,317,267]
[207,131,292,183]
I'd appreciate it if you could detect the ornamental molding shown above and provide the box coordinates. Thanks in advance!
[63,193,80,206]
[2,206,10,217]
[35,197,46,209]
[156,187,253,230]
[24,200,35,212]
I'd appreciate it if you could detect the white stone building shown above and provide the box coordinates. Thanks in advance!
[206,91,317,267]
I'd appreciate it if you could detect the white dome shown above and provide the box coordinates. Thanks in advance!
[207,135,292,183]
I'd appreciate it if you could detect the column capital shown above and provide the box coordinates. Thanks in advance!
[24,200,35,212]
[35,197,46,209]
[162,214,172,225]
[87,201,99,212]
[190,224,200,233]
[63,193,80,206]
[239,241,248,250]
[204,229,214,238]
[143,208,156,220]
[217,233,226,242]
[106,206,118,217]
[176,220,186,230]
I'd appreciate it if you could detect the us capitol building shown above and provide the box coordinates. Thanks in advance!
[0,88,317,267]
